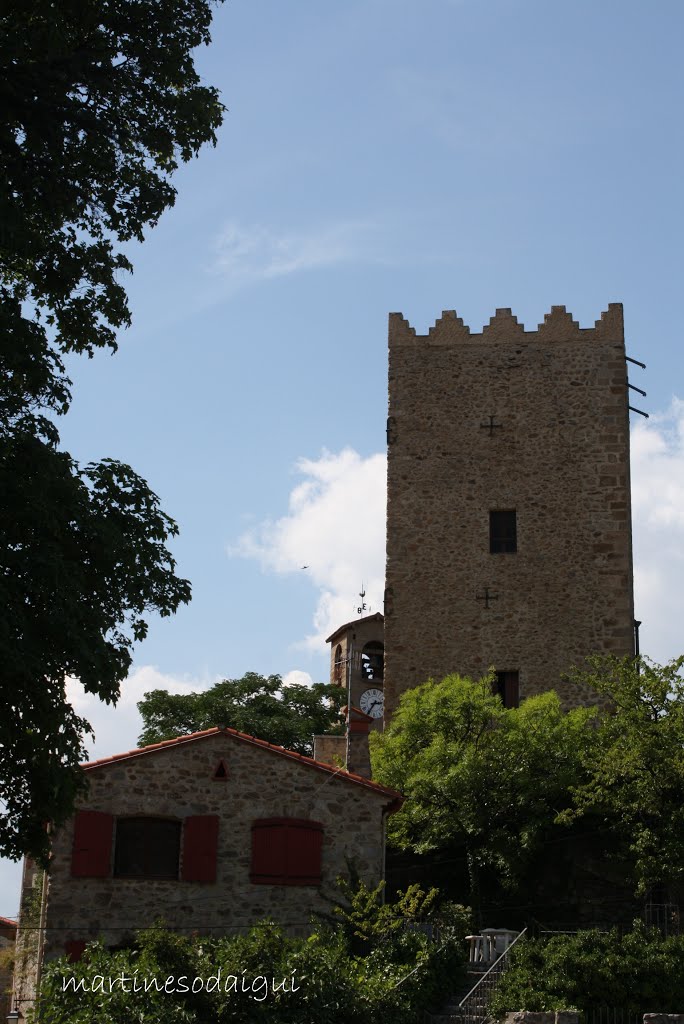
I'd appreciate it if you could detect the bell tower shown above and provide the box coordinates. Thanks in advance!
[313,612,384,776]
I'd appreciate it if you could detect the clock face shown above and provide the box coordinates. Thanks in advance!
[359,687,384,719]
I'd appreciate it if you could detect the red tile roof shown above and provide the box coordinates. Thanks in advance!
[342,704,373,721]
[82,726,403,811]
[0,916,16,930]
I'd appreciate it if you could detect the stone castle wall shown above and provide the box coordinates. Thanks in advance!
[384,304,635,716]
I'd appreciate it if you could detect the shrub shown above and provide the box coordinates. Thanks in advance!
[489,923,684,1016]
[35,912,467,1024]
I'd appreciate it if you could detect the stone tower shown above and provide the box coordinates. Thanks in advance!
[383,303,635,718]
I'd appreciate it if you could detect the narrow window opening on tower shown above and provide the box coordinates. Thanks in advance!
[490,510,517,553]
[493,671,519,708]
[333,644,343,683]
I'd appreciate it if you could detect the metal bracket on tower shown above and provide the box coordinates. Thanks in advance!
[626,354,648,418]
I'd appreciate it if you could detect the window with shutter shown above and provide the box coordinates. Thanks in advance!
[250,818,323,886]
[181,815,219,883]
[71,810,114,878]
[113,817,181,879]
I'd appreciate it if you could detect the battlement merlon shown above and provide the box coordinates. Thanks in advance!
[388,303,624,345]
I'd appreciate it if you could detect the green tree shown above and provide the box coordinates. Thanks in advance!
[1,0,225,363]
[562,653,684,896]
[0,0,224,861]
[370,674,598,917]
[0,449,192,861]
[137,672,347,756]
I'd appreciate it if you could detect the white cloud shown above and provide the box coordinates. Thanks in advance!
[631,398,684,663]
[212,220,380,291]
[282,670,315,688]
[231,448,386,650]
[65,666,219,762]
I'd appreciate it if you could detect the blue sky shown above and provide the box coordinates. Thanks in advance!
[3,0,684,912]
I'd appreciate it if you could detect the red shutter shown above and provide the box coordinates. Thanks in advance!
[181,815,219,883]
[251,819,323,885]
[64,940,87,962]
[286,820,323,885]
[71,810,113,878]
[250,819,287,883]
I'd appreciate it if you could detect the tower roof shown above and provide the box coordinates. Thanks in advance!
[325,611,384,645]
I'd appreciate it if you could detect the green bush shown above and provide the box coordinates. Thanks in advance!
[489,923,684,1016]
[34,911,467,1024]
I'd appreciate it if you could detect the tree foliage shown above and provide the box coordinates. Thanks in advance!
[137,673,347,756]
[0,449,192,860]
[0,0,224,860]
[1,0,225,363]
[331,876,436,944]
[372,658,684,912]
[489,924,684,1014]
[330,875,470,952]
[371,674,598,909]
[559,653,684,895]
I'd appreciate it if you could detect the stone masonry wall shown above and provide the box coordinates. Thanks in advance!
[41,733,394,961]
[384,304,635,717]
[312,734,346,765]
[11,859,44,1016]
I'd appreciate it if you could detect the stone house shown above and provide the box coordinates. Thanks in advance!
[13,725,401,1014]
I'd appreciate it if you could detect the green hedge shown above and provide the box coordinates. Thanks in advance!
[490,924,684,1015]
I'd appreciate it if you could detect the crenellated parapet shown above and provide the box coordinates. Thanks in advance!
[389,303,624,345]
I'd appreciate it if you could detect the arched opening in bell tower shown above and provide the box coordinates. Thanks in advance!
[361,641,384,683]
